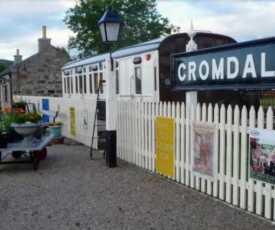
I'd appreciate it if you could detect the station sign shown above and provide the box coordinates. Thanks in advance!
[171,37,275,90]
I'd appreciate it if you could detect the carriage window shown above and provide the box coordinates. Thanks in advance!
[75,76,78,94]
[67,78,70,94]
[154,67,157,91]
[83,75,87,94]
[4,85,8,102]
[135,67,141,94]
[79,75,83,94]
[116,69,119,94]
[99,73,103,94]
[64,78,67,94]
[70,77,73,94]
[89,74,93,94]
[94,73,99,94]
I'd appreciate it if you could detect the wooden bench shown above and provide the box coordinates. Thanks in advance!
[42,110,59,123]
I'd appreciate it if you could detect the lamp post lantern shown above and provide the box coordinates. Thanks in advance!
[98,5,122,167]
[98,5,122,43]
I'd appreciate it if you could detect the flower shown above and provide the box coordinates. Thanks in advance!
[1,107,42,133]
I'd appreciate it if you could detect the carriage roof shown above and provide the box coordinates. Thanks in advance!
[62,36,166,70]
[62,31,236,70]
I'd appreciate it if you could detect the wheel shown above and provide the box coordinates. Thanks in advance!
[36,148,47,161]
[33,154,40,170]
[12,151,24,159]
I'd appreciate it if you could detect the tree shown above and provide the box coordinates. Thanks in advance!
[0,62,7,73]
[64,0,171,59]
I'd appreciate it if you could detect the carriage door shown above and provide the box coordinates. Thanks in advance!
[118,58,133,100]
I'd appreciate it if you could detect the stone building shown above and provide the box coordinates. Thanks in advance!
[0,26,71,107]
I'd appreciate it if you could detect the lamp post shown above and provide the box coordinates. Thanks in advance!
[98,5,122,167]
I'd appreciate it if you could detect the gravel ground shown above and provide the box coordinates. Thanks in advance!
[0,138,274,230]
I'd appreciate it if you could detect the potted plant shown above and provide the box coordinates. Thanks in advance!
[1,106,42,143]
[46,121,63,138]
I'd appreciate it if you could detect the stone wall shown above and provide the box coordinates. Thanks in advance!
[12,46,71,97]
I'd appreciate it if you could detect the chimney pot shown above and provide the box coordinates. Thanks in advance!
[14,49,22,65]
[38,25,51,52]
[42,25,46,38]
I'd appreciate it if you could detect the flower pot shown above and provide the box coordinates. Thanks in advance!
[48,126,62,138]
[11,123,39,146]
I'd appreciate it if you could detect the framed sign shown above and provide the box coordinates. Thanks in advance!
[249,128,275,184]
[192,122,217,181]
[156,117,175,178]
[70,107,76,135]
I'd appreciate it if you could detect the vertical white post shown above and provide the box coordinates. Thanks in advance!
[186,91,197,105]
[186,21,198,105]
[105,55,117,167]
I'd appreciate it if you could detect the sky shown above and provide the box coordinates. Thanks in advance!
[1,0,275,61]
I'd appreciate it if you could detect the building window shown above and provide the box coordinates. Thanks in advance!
[135,67,141,94]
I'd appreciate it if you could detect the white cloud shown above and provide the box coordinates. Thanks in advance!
[0,0,75,16]
[1,0,275,61]
[0,0,76,60]
[157,1,275,42]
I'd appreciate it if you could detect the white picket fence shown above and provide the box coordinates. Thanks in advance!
[16,95,275,220]
[117,101,275,221]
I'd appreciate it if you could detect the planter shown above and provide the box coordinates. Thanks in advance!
[48,126,62,138]
[11,123,39,146]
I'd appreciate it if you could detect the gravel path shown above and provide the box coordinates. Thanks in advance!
[0,138,274,230]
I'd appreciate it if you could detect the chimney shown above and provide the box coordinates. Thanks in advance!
[14,49,22,65]
[38,26,51,52]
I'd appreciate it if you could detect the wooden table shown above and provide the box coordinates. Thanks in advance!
[0,134,54,170]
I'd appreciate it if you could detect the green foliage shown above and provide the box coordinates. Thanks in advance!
[46,121,64,126]
[0,62,7,72]
[12,101,27,108]
[64,0,171,59]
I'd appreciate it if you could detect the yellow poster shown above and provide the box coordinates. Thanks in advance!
[156,116,175,178]
[70,107,76,135]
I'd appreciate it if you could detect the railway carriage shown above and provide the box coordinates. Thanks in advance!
[62,31,238,118]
